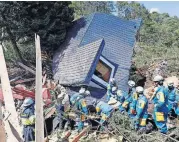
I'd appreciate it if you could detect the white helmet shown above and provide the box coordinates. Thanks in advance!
[112,86,117,93]
[23,97,34,107]
[85,90,90,96]
[168,80,174,87]
[79,87,86,94]
[136,86,144,94]
[128,80,135,87]
[109,78,116,85]
[153,75,164,82]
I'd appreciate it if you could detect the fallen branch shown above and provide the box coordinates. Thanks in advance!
[13,78,35,84]
[17,62,35,75]
[71,126,91,142]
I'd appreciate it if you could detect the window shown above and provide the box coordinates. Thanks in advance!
[92,56,115,87]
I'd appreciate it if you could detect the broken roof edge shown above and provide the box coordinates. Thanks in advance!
[56,38,105,87]
[84,38,105,85]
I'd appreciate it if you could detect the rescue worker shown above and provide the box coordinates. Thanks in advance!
[166,80,179,116]
[134,86,148,133]
[92,100,113,129]
[107,78,117,102]
[20,97,35,142]
[175,84,179,116]
[107,86,118,102]
[128,80,136,96]
[53,84,71,131]
[152,75,168,134]
[119,80,136,114]
[128,91,138,118]
[69,88,89,132]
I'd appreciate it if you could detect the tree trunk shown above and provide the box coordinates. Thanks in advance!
[5,27,24,62]
[1,14,24,63]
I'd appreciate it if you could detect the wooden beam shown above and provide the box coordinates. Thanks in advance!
[0,45,23,142]
[71,126,91,142]
[35,34,44,142]
[13,78,35,84]
[18,62,35,75]
[0,101,6,142]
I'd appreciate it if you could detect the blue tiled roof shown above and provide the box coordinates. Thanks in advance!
[53,39,105,86]
[53,13,141,91]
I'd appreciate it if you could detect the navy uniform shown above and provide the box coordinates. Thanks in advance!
[20,97,35,142]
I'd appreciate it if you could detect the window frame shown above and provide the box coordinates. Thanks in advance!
[92,56,115,87]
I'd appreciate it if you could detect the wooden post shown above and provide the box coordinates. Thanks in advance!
[0,101,6,142]
[35,34,44,142]
[0,45,23,142]
[71,126,91,142]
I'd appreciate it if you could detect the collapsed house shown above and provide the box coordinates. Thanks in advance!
[53,13,141,101]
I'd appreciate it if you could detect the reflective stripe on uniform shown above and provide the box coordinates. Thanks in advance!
[157,92,164,102]
[81,100,87,107]
[122,101,129,108]
[155,112,165,121]
[139,118,146,126]
[133,93,138,100]
[96,107,100,113]
[101,113,107,121]
[21,118,33,125]
[138,100,145,109]
[21,113,35,125]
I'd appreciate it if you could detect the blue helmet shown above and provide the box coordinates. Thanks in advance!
[22,97,34,107]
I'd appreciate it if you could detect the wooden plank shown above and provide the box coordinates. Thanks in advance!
[0,45,23,142]
[35,34,44,142]
[0,101,6,142]
[61,130,71,141]
[71,126,91,142]
[18,62,35,75]
[13,78,35,84]
[44,107,56,119]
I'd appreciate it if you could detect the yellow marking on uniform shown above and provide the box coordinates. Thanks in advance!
[157,92,165,102]
[81,100,87,107]
[96,107,100,113]
[155,112,165,121]
[122,101,129,108]
[139,118,146,126]
[139,100,145,109]
[101,113,107,121]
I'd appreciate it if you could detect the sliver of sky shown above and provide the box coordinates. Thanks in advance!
[139,1,179,17]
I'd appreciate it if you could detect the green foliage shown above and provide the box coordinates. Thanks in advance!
[116,1,179,77]
[0,1,74,53]
[3,41,36,63]
[71,1,112,19]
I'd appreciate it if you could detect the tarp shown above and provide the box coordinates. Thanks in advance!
[0,85,52,105]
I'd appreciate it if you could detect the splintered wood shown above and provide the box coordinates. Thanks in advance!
[35,34,44,142]
[0,45,23,142]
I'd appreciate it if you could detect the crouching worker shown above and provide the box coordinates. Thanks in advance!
[53,92,71,131]
[134,86,148,134]
[119,80,135,113]
[93,100,113,130]
[107,78,117,102]
[20,97,35,142]
[70,90,89,132]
